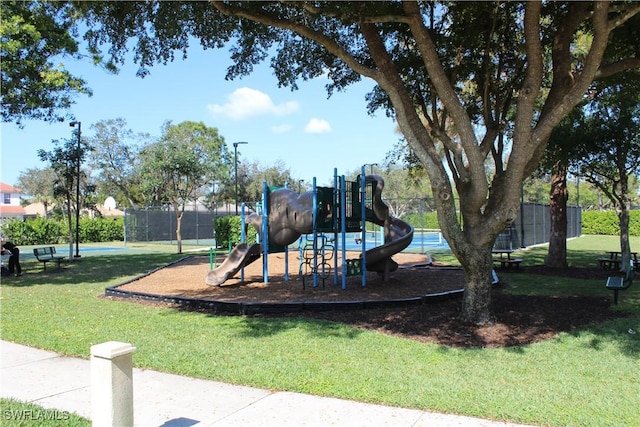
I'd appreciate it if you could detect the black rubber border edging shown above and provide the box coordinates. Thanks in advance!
[105,256,465,315]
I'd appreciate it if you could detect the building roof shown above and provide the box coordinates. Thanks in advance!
[0,183,22,193]
[24,202,47,216]
[0,205,26,215]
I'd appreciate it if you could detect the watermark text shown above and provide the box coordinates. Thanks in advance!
[3,409,71,421]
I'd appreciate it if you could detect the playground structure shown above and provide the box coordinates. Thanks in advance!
[205,168,414,289]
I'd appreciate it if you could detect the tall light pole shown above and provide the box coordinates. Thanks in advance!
[69,121,81,258]
[233,141,248,215]
[298,179,304,193]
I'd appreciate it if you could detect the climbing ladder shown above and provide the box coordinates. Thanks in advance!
[299,233,334,289]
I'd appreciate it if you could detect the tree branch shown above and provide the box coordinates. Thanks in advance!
[209,1,379,80]
[402,0,485,200]
[596,58,640,79]
[608,3,640,29]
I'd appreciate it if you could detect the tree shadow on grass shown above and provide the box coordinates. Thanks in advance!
[232,316,365,340]
[2,253,184,287]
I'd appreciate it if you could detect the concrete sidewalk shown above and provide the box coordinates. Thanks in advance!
[1,340,533,426]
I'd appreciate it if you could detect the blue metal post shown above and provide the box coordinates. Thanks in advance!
[361,165,367,286]
[340,175,348,289]
[333,168,339,285]
[262,180,269,283]
[283,182,289,281]
[312,177,318,288]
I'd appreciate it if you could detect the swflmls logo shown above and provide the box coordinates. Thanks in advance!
[3,409,71,421]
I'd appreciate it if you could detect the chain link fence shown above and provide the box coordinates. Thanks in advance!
[124,206,218,245]
[124,199,581,249]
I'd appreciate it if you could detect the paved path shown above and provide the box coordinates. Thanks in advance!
[1,340,535,426]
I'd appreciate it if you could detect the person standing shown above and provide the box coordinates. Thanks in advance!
[1,240,22,276]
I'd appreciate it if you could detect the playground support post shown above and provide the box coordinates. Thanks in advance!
[340,175,348,289]
[312,177,319,288]
[360,165,367,286]
[283,182,289,281]
[262,180,269,283]
[333,169,339,286]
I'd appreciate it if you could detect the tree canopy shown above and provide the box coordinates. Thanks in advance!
[0,1,94,125]
[87,118,150,209]
[579,73,640,268]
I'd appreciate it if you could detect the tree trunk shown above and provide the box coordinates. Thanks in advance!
[459,248,495,324]
[176,210,183,254]
[618,175,632,271]
[546,163,568,268]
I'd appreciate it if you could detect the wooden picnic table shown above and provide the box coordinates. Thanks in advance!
[598,252,638,270]
[492,249,522,269]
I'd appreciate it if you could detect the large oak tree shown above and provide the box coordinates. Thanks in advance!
[71,1,639,323]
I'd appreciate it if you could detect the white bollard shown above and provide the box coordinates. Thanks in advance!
[90,341,136,427]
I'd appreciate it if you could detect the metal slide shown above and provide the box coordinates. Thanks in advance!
[205,243,261,286]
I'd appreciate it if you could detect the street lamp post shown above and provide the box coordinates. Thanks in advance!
[298,179,304,193]
[69,121,81,258]
[233,142,248,215]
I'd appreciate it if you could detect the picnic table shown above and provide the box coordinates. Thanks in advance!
[597,252,638,270]
[492,249,522,269]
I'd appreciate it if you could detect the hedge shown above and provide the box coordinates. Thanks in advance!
[0,216,124,246]
[582,210,640,236]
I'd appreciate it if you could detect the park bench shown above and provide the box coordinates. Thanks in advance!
[605,261,634,305]
[33,246,66,271]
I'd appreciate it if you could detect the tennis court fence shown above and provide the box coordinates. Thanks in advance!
[123,200,581,249]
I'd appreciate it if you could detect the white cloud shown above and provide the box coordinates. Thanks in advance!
[304,118,332,134]
[207,87,299,120]
[271,124,293,134]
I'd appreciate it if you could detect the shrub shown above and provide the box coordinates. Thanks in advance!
[0,217,65,245]
[582,210,640,236]
[25,216,66,244]
[0,218,31,244]
[80,217,124,242]
[215,216,257,248]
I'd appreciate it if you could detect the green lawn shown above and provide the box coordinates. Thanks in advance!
[1,236,638,426]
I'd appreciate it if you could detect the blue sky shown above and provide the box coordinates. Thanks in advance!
[1,43,402,189]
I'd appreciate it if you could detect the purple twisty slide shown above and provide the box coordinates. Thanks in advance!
[205,175,413,285]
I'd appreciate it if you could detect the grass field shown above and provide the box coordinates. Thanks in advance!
[1,235,639,426]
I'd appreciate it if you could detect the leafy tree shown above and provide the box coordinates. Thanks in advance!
[138,121,232,253]
[87,118,149,209]
[579,74,640,270]
[540,10,640,268]
[240,159,299,204]
[16,167,57,218]
[0,1,93,126]
[37,136,90,257]
[71,1,640,323]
